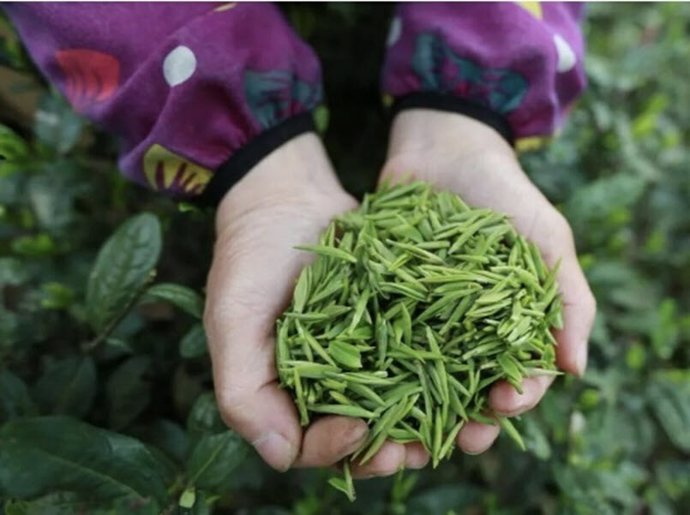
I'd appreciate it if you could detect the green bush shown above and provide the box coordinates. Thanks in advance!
[1,4,690,514]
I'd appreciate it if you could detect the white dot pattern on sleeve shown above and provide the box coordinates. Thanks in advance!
[553,34,576,73]
[163,46,197,87]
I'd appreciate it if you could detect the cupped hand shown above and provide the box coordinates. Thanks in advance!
[203,133,428,474]
[359,109,597,472]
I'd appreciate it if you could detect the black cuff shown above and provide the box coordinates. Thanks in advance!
[195,112,316,207]
[390,92,514,147]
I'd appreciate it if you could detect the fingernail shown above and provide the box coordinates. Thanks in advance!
[252,432,296,472]
[575,344,588,377]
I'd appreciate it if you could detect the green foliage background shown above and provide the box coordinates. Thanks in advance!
[1,3,690,514]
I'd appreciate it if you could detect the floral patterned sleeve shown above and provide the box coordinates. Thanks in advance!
[381,2,587,150]
[3,2,323,204]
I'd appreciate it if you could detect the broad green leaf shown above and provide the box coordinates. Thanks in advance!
[0,369,35,422]
[104,338,134,358]
[655,460,690,500]
[521,416,551,460]
[142,283,204,319]
[86,213,161,332]
[0,16,27,70]
[0,308,19,351]
[106,356,152,430]
[4,492,160,515]
[11,233,56,257]
[645,490,676,515]
[0,257,29,287]
[39,282,75,310]
[179,323,207,359]
[406,484,481,515]
[595,468,644,508]
[186,431,249,491]
[32,356,96,417]
[28,172,78,233]
[648,370,690,451]
[186,392,225,440]
[554,468,619,515]
[33,94,84,155]
[131,419,189,465]
[0,124,29,161]
[0,416,172,507]
[651,299,679,360]
[4,494,81,515]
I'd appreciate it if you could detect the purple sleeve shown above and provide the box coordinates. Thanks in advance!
[382,2,587,149]
[3,2,323,203]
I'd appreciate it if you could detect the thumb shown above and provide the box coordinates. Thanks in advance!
[204,235,303,471]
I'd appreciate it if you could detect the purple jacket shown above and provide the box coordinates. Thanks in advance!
[4,2,586,204]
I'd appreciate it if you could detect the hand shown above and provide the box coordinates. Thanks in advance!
[373,110,596,465]
[203,133,429,473]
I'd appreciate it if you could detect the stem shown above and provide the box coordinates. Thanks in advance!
[81,271,156,352]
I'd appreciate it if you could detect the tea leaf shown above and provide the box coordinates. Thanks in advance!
[309,404,377,419]
[498,416,526,451]
[296,244,357,264]
[276,181,562,500]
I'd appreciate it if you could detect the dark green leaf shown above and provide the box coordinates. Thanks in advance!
[179,323,207,359]
[33,94,84,155]
[4,492,160,515]
[86,213,161,332]
[0,369,35,422]
[648,370,690,451]
[186,431,249,491]
[32,356,96,417]
[407,484,481,515]
[0,257,29,287]
[28,172,77,233]
[142,283,204,319]
[187,392,226,439]
[105,356,152,430]
[0,416,172,507]
[0,124,29,160]
[655,460,690,501]
[521,416,551,460]
[131,419,189,465]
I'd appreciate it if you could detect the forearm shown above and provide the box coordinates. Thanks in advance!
[382,2,587,148]
[4,3,323,202]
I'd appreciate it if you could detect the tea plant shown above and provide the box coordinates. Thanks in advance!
[1,3,690,515]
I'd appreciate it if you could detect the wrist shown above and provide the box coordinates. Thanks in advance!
[382,109,517,184]
[215,133,348,234]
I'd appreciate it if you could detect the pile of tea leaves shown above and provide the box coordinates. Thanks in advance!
[276,181,563,500]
